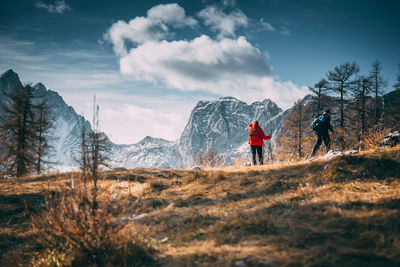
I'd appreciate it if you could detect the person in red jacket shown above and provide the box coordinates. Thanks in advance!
[248,120,271,165]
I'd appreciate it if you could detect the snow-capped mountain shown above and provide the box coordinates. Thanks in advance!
[0,70,183,171]
[178,96,287,166]
[0,70,290,170]
[111,136,182,169]
[0,70,92,170]
[0,69,305,170]
[0,69,23,96]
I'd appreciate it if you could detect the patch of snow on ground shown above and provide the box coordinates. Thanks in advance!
[322,150,344,160]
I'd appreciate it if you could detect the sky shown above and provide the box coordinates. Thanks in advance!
[0,0,399,144]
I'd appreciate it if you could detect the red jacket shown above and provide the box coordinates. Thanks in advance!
[248,123,271,146]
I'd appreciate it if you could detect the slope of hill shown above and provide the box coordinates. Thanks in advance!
[1,146,399,266]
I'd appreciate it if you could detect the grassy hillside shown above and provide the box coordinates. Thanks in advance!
[1,147,400,266]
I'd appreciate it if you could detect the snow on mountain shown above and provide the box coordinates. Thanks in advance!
[0,70,183,170]
[0,70,292,169]
[0,71,92,170]
[178,96,286,166]
[111,136,183,169]
[0,70,23,114]
[0,69,296,170]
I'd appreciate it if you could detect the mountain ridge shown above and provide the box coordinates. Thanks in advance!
[0,69,290,170]
[7,69,398,170]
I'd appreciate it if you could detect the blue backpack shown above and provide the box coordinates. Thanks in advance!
[310,115,325,131]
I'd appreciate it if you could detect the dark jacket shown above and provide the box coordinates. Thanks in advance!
[316,114,333,135]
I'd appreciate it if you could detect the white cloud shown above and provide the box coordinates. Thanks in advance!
[221,0,236,7]
[119,35,273,89]
[106,4,309,111]
[260,18,275,32]
[0,35,200,144]
[280,25,291,36]
[197,6,248,38]
[35,0,71,14]
[147,3,197,27]
[105,3,197,56]
[115,35,307,109]
[101,102,191,144]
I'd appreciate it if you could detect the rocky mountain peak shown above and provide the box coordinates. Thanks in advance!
[0,69,22,94]
[138,136,171,146]
[0,69,18,80]
[218,96,240,102]
[178,96,284,166]
[33,82,47,95]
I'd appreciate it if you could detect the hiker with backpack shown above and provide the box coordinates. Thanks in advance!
[248,120,271,165]
[310,109,334,157]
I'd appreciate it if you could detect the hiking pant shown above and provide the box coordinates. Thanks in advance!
[251,145,263,165]
[311,132,330,156]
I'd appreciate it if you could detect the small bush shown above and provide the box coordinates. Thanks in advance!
[31,181,155,266]
[362,125,392,149]
[233,157,246,168]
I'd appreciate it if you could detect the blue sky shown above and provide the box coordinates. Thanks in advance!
[0,0,399,144]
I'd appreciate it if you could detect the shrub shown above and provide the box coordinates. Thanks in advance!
[362,125,392,149]
[31,181,155,266]
[233,157,246,168]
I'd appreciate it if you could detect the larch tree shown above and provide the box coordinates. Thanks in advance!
[278,100,312,160]
[35,100,53,174]
[193,146,223,167]
[350,75,373,149]
[370,60,387,125]
[0,85,38,177]
[309,78,329,114]
[327,62,359,150]
[78,96,111,189]
[78,116,90,186]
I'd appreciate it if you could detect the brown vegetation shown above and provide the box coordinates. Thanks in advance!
[193,146,223,168]
[1,146,400,266]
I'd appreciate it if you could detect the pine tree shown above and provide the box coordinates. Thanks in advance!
[278,100,312,160]
[35,100,53,174]
[309,78,329,113]
[370,60,387,125]
[78,96,111,189]
[350,75,373,149]
[327,62,359,150]
[78,116,90,186]
[0,85,38,176]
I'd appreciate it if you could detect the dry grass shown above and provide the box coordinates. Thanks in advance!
[1,146,400,266]
[362,125,392,149]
